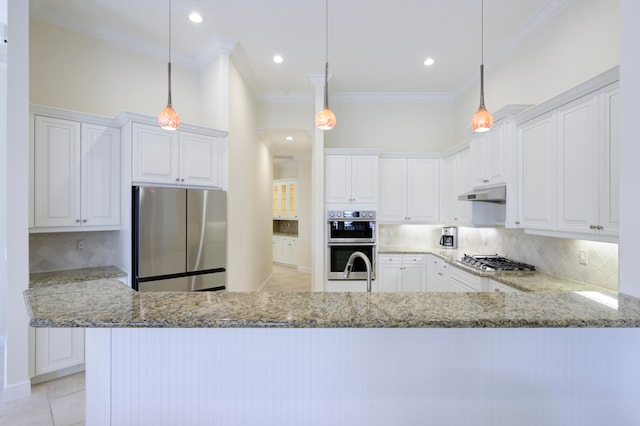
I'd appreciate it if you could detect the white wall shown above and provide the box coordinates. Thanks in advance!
[454,0,620,142]
[325,100,455,152]
[619,0,640,297]
[4,0,30,400]
[226,60,273,292]
[0,48,6,344]
[29,19,202,123]
[296,158,312,272]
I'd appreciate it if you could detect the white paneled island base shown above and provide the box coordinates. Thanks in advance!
[86,328,640,426]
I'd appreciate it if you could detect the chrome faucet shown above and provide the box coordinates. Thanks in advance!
[343,251,373,293]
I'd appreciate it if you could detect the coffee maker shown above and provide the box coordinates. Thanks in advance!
[439,226,457,249]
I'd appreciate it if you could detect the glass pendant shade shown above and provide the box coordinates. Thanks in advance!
[158,104,179,130]
[316,108,336,130]
[471,105,493,132]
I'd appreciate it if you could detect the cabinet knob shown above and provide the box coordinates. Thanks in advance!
[597,225,604,230]
[175,178,180,182]
[75,219,81,223]
[515,221,520,225]
[438,272,443,276]
[494,288,501,292]
[82,219,87,223]
[589,225,597,230]
[483,179,490,183]
[181,178,185,182]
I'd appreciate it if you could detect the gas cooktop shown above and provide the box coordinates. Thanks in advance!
[459,254,536,272]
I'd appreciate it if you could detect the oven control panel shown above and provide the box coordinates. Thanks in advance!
[327,210,376,219]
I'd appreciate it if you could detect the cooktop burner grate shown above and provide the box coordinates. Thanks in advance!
[460,254,536,272]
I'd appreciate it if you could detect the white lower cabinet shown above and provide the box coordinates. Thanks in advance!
[427,255,481,292]
[34,328,85,377]
[272,235,298,266]
[377,254,427,292]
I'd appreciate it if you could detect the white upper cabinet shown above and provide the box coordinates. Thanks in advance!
[33,115,120,230]
[516,69,619,242]
[599,86,620,235]
[518,112,557,231]
[442,148,471,225]
[132,123,221,188]
[325,154,378,204]
[379,157,439,223]
[471,125,507,188]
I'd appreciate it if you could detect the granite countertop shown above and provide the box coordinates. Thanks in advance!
[378,247,608,293]
[30,265,127,288]
[23,278,640,328]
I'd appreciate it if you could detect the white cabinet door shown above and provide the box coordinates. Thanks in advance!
[471,124,507,188]
[350,156,378,203]
[406,159,439,222]
[442,149,471,225]
[377,258,402,292]
[518,113,556,230]
[556,96,599,234]
[401,255,427,292]
[35,328,85,376]
[179,132,219,187]
[33,117,120,229]
[471,133,490,187]
[325,155,352,203]
[326,155,378,204]
[132,123,179,184]
[81,124,120,226]
[426,255,450,292]
[379,158,439,223]
[599,86,620,236]
[34,116,81,227]
[446,276,477,292]
[378,159,407,221]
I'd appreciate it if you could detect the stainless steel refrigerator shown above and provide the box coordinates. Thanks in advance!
[132,186,227,291]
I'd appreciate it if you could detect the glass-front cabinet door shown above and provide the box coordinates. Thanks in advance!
[273,179,298,219]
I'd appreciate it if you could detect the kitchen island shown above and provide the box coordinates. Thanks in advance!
[23,280,640,425]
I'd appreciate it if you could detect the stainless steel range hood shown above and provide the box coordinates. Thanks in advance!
[458,185,506,204]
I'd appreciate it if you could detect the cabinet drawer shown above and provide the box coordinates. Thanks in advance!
[379,254,403,264]
[402,255,426,264]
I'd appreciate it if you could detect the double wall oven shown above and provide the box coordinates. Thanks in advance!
[327,210,376,280]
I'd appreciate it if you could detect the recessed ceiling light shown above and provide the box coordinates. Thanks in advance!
[423,57,435,66]
[189,12,203,24]
[273,55,284,64]
[285,136,294,141]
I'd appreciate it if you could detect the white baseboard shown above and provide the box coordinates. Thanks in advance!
[297,265,312,274]
[30,363,85,385]
[2,380,31,402]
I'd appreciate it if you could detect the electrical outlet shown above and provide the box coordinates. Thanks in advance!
[579,250,588,265]
[76,239,85,251]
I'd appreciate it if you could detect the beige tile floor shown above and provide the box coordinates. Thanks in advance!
[0,266,307,425]
[262,264,312,292]
[1,346,85,426]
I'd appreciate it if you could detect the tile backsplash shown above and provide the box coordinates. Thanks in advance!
[379,225,619,290]
[29,231,120,273]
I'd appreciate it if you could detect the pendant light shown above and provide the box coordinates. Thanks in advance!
[315,0,336,131]
[158,0,180,130]
[471,0,493,133]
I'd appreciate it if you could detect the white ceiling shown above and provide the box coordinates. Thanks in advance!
[28,0,571,156]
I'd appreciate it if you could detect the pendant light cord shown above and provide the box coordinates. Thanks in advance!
[323,0,329,110]
[167,0,173,107]
[479,0,485,107]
